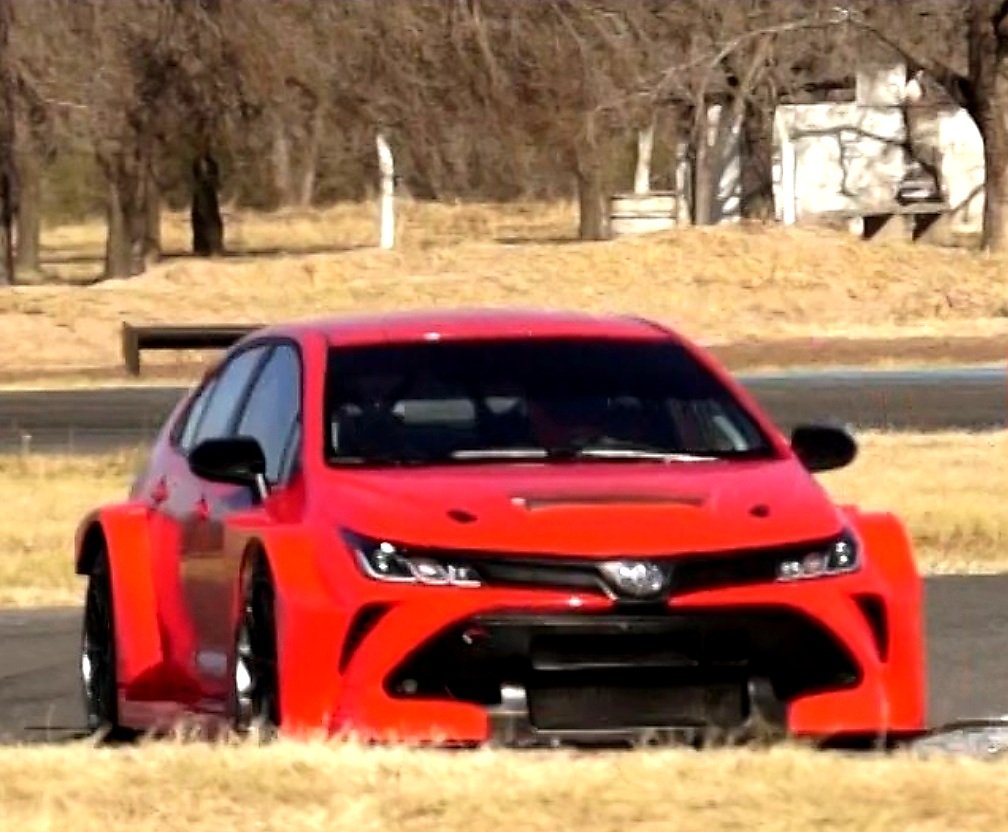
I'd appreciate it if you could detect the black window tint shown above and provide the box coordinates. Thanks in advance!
[177,377,217,451]
[324,338,773,465]
[235,344,301,482]
[193,346,269,444]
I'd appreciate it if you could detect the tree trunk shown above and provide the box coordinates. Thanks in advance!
[0,0,15,286]
[693,36,770,227]
[576,162,609,241]
[143,163,161,266]
[271,120,293,206]
[692,104,714,226]
[191,152,224,257]
[14,146,41,279]
[741,103,774,221]
[0,219,9,286]
[104,176,145,279]
[298,106,324,208]
[979,115,1008,251]
[0,166,13,285]
[969,0,1008,251]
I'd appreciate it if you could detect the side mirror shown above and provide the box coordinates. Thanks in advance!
[188,436,269,498]
[789,423,857,473]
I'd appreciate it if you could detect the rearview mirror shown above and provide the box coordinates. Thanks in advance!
[789,424,857,473]
[188,436,268,498]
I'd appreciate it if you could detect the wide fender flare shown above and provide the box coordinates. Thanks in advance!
[75,504,164,688]
[243,526,346,734]
[842,505,926,724]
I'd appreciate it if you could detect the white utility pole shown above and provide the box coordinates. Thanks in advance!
[634,119,656,195]
[376,132,395,250]
[774,110,797,226]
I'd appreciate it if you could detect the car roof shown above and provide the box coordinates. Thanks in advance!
[251,308,680,347]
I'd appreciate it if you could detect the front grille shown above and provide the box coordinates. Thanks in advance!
[530,632,702,671]
[673,553,781,595]
[460,548,784,598]
[474,559,602,594]
[402,537,837,599]
[386,608,861,733]
[528,674,745,730]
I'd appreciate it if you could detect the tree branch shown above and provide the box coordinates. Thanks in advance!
[599,9,856,117]
[994,0,1008,35]
[839,8,974,111]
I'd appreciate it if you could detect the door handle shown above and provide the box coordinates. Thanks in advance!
[149,477,169,506]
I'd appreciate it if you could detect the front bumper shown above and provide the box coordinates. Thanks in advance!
[296,566,924,745]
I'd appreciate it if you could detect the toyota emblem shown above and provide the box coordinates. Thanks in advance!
[599,560,667,599]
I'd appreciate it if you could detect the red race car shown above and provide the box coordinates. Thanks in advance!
[75,310,925,746]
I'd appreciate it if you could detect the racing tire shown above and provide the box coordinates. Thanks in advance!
[232,554,281,739]
[80,547,136,743]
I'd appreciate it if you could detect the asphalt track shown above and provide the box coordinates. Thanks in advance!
[1,576,1007,745]
[0,365,1004,453]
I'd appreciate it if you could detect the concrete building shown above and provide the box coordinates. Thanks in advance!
[772,63,985,240]
[612,62,985,242]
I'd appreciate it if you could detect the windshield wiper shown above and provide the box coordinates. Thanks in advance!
[451,442,720,463]
[333,444,724,466]
[539,434,718,462]
[567,447,718,462]
[450,448,549,460]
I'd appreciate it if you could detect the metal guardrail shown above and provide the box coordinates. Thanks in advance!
[121,323,263,375]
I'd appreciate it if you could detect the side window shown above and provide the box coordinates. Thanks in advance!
[176,377,218,452]
[192,345,270,445]
[235,344,302,483]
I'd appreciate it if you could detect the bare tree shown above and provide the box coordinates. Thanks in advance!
[71,0,172,277]
[10,77,57,278]
[0,0,16,285]
[31,0,248,274]
[631,1,858,226]
[226,0,333,209]
[449,0,690,240]
[160,0,251,257]
[9,0,85,276]
[839,1,1008,250]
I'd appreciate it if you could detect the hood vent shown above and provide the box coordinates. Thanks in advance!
[510,492,708,511]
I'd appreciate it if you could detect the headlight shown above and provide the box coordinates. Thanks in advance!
[776,530,860,582]
[342,530,482,587]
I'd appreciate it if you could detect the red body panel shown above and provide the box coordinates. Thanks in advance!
[75,310,927,742]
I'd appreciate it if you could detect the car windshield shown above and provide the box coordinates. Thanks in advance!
[324,337,775,466]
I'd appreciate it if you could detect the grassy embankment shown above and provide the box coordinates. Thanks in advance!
[4,200,1008,385]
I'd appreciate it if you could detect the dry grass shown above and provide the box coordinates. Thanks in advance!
[0,432,1004,608]
[0,452,143,607]
[0,741,1006,831]
[6,200,1008,381]
[819,431,1008,574]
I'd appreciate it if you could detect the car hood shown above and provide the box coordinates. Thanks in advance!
[320,458,845,557]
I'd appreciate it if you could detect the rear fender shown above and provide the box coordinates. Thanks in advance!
[238,527,345,735]
[75,505,163,688]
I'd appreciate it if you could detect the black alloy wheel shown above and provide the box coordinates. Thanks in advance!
[233,555,281,738]
[81,549,135,742]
